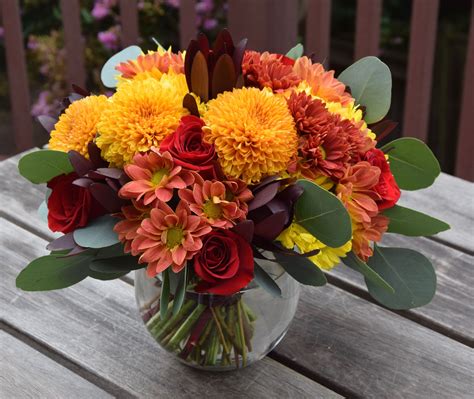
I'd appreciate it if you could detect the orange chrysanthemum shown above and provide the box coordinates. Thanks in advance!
[116,50,184,82]
[49,95,109,157]
[242,51,301,92]
[96,74,189,166]
[352,215,389,261]
[293,56,353,106]
[114,200,151,254]
[203,87,298,183]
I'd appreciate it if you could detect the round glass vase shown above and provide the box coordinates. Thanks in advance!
[135,261,300,371]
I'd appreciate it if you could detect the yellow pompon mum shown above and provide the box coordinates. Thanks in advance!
[96,73,189,167]
[49,95,109,158]
[203,87,298,184]
[277,222,352,270]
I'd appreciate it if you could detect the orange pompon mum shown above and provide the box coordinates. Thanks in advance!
[116,49,184,81]
[49,95,109,157]
[132,201,212,276]
[293,56,353,106]
[96,74,189,166]
[119,150,196,205]
[203,87,298,183]
[352,215,389,261]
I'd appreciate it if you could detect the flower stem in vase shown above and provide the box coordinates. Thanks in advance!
[167,303,207,350]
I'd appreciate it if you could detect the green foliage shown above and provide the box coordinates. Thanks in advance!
[295,180,352,247]
[286,43,304,60]
[18,150,73,184]
[383,205,450,236]
[172,266,188,316]
[253,262,282,297]
[73,215,120,249]
[365,246,437,310]
[381,138,440,190]
[343,252,394,293]
[274,253,327,287]
[160,269,171,319]
[338,56,392,123]
[89,256,142,273]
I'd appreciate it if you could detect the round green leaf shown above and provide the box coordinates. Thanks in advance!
[286,43,304,60]
[89,255,142,273]
[88,270,128,280]
[381,138,440,190]
[101,45,142,88]
[295,180,352,247]
[18,150,73,184]
[16,254,91,291]
[366,246,436,310]
[254,262,282,297]
[73,215,120,249]
[383,205,450,236]
[274,252,327,287]
[338,56,392,123]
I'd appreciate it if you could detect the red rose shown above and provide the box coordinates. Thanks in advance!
[47,173,106,233]
[194,229,254,295]
[160,115,217,179]
[364,149,401,210]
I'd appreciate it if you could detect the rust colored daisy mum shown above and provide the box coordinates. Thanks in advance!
[116,50,184,81]
[288,92,331,135]
[96,74,189,167]
[132,201,212,276]
[114,200,151,254]
[242,51,301,92]
[119,149,195,205]
[49,95,109,157]
[179,180,251,228]
[203,87,298,183]
[352,215,389,261]
[293,56,353,106]
[336,161,382,225]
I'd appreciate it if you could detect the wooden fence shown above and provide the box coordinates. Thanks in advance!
[1,0,473,181]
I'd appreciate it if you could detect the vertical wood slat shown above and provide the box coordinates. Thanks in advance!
[228,0,298,54]
[402,0,439,141]
[1,0,34,152]
[354,0,382,60]
[455,5,474,181]
[59,0,86,89]
[180,0,197,50]
[305,0,332,66]
[120,0,139,47]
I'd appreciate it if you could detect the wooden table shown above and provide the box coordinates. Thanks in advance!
[1,151,473,398]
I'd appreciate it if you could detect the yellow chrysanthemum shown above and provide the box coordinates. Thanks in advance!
[203,87,298,183]
[96,74,189,166]
[49,95,109,157]
[277,222,352,270]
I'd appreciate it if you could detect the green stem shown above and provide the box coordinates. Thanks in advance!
[237,301,247,367]
[167,304,207,349]
[242,301,257,322]
[154,300,194,340]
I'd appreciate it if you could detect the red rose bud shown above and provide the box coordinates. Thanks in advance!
[160,115,218,179]
[194,229,254,295]
[364,149,401,210]
[47,173,106,233]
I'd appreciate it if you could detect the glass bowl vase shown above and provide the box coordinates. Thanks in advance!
[135,261,300,371]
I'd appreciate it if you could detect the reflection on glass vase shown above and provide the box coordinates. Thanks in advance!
[135,261,300,371]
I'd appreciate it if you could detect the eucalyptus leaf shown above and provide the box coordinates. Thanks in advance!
[366,246,436,310]
[16,254,92,291]
[18,150,74,184]
[100,45,142,88]
[338,56,391,123]
[274,252,327,287]
[383,205,450,236]
[160,269,170,319]
[295,180,352,247]
[88,270,128,280]
[95,243,127,259]
[172,266,188,315]
[254,262,282,297]
[89,255,142,273]
[73,215,120,249]
[381,138,440,190]
[286,43,304,60]
[343,251,394,293]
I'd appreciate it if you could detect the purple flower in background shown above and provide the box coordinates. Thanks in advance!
[92,0,117,20]
[196,0,214,14]
[0,27,4,39]
[203,18,218,30]
[165,0,180,8]
[31,91,55,117]
[27,36,39,50]
[98,28,119,51]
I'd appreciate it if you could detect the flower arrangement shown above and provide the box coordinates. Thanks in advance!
[16,30,449,370]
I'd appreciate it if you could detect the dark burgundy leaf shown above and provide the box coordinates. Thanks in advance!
[58,245,88,257]
[231,220,254,242]
[68,151,94,177]
[89,183,124,213]
[185,40,200,91]
[68,93,83,103]
[72,84,91,97]
[254,211,287,241]
[73,177,94,188]
[191,51,209,102]
[248,182,280,211]
[88,142,108,168]
[250,175,280,192]
[212,54,237,98]
[95,168,124,180]
[233,38,248,74]
[37,115,57,133]
[197,32,210,57]
[105,177,121,192]
[47,233,76,251]
[370,119,398,142]
[183,93,200,116]
[213,29,234,54]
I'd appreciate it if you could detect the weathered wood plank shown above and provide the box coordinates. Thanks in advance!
[0,220,340,399]
[119,0,139,47]
[305,0,332,66]
[0,331,112,399]
[180,0,197,50]
[354,0,382,60]
[331,234,474,344]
